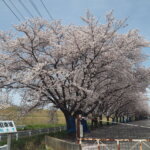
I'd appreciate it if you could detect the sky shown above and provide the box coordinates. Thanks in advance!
[0,0,150,103]
[0,0,150,65]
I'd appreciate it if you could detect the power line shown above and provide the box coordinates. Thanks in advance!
[40,0,53,20]
[2,0,21,21]
[29,0,42,17]
[18,0,34,18]
[9,0,25,20]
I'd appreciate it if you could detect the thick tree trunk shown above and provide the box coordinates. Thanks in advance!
[63,112,76,133]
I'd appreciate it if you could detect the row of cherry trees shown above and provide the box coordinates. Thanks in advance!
[0,11,150,128]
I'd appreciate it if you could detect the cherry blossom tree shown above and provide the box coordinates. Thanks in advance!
[0,90,14,120]
[0,91,12,108]
[0,11,149,128]
[93,66,150,124]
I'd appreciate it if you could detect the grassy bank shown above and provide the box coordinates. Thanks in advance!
[0,107,66,125]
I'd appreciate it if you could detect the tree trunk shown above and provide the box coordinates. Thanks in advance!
[112,118,115,125]
[63,112,76,133]
[126,116,129,122]
[129,117,131,122]
[116,117,118,123]
[99,114,103,126]
[119,117,122,123]
[122,116,125,123]
[106,116,109,125]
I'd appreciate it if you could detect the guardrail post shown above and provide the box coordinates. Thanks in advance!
[39,129,41,134]
[63,126,65,130]
[7,134,11,150]
[47,129,50,133]
[97,140,100,150]
[16,133,18,141]
[76,115,81,144]
[140,141,142,150]
[79,138,82,144]
[117,140,120,150]
[29,131,31,137]
[54,127,56,133]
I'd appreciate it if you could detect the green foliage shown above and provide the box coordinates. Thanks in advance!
[49,130,68,139]
[12,134,45,150]
[0,141,7,146]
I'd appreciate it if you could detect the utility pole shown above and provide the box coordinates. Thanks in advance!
[7,134,11,150]
[76,115,80,144]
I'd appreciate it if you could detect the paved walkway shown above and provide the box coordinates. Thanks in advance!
[82,120,150,150]
[85,119,150,139]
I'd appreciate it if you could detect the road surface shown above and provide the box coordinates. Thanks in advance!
[85,119,150,139]
[81,120,150,150]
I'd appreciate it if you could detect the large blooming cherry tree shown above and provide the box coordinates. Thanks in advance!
[0,11,149,128]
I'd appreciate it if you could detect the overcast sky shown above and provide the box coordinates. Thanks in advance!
[0,0,150,103]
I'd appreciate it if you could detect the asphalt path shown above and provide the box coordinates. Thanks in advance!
[82,120,150,150]
[85,119,150,139]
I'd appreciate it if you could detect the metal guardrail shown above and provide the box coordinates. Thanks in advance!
[16,125,26,130]
[80,138,150,150]
[0,126,66,142]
